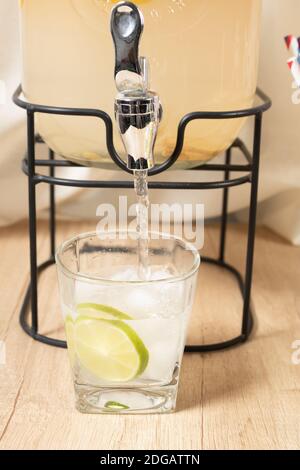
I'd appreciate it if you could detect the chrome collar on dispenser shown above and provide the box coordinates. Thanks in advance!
[111,1,162,171]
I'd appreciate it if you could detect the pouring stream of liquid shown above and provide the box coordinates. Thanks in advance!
[134,170,150,280]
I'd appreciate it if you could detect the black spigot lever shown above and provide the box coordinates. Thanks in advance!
[111,1,145,94]
[111,1,161,171]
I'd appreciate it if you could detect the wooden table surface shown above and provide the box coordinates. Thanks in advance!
[0,221,299,450]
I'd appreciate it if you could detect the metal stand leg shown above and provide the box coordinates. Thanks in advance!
[219,148,231,262]
[242,113,262,338]
[20,111,39,336]
[19,116,66,348]
[49,149,56,259]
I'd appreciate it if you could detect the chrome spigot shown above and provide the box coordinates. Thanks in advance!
[111,1,162,171]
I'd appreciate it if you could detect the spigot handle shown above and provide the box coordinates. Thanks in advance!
[111,2,161,171]
[111,1,145,94]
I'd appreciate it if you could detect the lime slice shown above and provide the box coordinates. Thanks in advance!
[104,401,130,411]
[77,303,132,320]
[74,317,149,382]
[65,315,76,366]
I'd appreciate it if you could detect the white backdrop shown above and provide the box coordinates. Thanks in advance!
[0,0,299,244]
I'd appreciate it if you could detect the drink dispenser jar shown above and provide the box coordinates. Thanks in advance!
[20,0,261,169]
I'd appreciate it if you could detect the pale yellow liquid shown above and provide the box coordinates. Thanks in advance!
[20,0,261,168]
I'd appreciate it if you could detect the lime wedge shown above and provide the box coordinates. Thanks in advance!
[77,303,132,320]
[74,317,149,382]
[104,401,130,411]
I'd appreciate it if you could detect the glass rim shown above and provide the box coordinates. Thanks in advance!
[55,230,200,285]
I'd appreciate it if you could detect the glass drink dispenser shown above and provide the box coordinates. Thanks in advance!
[20,0,261,168]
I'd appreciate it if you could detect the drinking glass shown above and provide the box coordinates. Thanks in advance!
[56,231,200,414]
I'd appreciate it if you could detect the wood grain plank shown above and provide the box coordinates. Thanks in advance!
[0,221,47,439]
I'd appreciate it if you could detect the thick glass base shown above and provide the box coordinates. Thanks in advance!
[75,383,177,415]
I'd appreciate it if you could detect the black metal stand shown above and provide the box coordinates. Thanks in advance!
[13,86,271,352]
